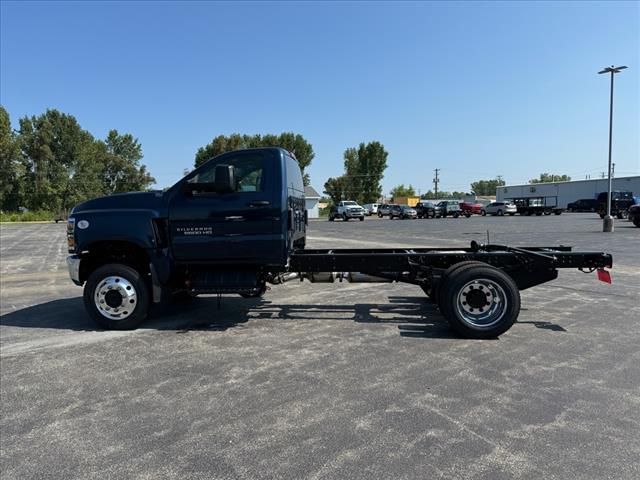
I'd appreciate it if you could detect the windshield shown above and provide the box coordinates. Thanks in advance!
[343,201,357,206]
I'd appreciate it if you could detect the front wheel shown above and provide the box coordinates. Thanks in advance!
[453,212,459,218]
[83,263,150,330]
[439,264,520,339]
[497,210,504,216]
[359,216,364,221]
[343,214,349,221]
[465,213,471,218]
[481,210,486,216]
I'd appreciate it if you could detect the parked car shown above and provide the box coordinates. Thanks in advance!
[628,204,640,227]
[362,203,380,216]
[389,205,417,219]
[481,201,517,216]
[459,201,483,217]
[328,200,366,221]
[377,204,397,217]
[434,201,462,218]
[414,201,436,218]
[567,198,597,212]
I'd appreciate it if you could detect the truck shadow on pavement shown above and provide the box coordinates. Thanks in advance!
[0,295,459,339]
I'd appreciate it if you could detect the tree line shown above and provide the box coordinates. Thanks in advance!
[0,106,154,212]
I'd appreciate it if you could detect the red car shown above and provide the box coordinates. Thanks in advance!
[459,202,483,216]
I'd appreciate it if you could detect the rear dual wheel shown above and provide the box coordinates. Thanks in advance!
[433,262,520,338]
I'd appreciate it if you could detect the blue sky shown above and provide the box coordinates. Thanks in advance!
[1,1,638,195]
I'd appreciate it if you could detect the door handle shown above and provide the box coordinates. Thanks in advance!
[248,200,270,207]
[224,216,245,221]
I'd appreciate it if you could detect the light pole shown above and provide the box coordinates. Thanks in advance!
[598,65,627,232]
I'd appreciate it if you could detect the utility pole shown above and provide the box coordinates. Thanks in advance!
[433,169,440,199]
[598,64,627,232]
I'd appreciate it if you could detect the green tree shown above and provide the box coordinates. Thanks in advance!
[102,129,154,193]
[390,184,416,198]
[470,177,506,196]
[528,173,571,184]
[343,141,388,204]
[0,106,23,210]
[323,175,349,203]
[16,109,155,211]
[195,133,315,185]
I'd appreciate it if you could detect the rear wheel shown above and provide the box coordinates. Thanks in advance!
[465,213,471,218]
[453,212,459,218]
[439,265,520,338]
[508,212,515,216]
[497,209,504,216]
[83,263,150,330]
[329,214,334,221]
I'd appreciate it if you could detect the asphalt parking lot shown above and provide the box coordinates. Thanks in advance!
[1,214,639,479]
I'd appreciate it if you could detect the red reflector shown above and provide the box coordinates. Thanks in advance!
[597,268,612,284]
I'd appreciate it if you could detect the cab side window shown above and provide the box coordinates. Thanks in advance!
[188,153,264,192]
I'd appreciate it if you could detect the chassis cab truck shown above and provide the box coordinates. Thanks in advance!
[67,148,612,339]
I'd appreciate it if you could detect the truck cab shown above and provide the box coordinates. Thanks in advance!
[67,148,306,329]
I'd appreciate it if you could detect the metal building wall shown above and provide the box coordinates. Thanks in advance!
[496,176,640,207]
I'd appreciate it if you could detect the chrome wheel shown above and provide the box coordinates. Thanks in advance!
[456,278,508,328]
[94,276,137,321]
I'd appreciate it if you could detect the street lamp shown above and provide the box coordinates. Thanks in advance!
[598,65,627,232]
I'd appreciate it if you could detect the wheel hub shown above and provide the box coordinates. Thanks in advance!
[456,279,508,327]
[94,276,137,321]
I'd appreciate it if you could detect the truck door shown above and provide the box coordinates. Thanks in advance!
[168,150,281,264]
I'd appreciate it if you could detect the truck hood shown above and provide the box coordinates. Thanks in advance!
[71,191,167,214]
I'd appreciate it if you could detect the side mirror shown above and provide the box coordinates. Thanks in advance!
[213,164,235,193]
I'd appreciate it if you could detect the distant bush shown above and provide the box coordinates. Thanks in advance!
[0,210,58,222]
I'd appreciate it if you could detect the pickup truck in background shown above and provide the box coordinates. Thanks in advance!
[597,191,634,219]
[65,147,613,339]
[328,200,366,221]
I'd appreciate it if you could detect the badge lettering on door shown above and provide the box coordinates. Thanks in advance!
[176,226,213,236]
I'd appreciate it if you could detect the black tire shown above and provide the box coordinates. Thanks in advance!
[508,213,515,216]
[554,210,562,215]
[465,214,471,218]
[359,216,364,221]
[434,261,488,310]
[453,212,459,218]
[633,218,640,227]
[329,215,334,221]
[83,263,150,330]
[599,213,605,219]
[378,212,383,218]
[343,214,349,221]
[497,209,504,216]
[481,210,486,216]
[439,264,520,339]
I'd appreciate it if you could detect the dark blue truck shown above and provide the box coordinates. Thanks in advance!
[67,147,613,339]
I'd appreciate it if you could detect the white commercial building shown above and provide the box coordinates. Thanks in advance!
[304,186,321,219]
[496,176,640,208]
